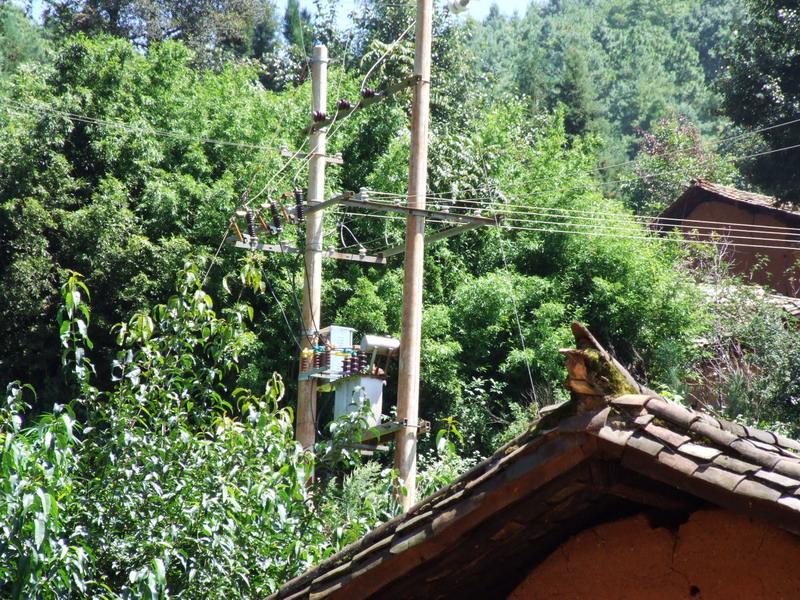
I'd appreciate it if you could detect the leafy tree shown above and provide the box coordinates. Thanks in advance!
[556,46,602,137]
[0,3,49,81]
[81,264,323,596]
[0,35,315,404]
[361,100,709,451]
[683,0,742,82]
[0,383,88,598]
[42,0,274,63]
[471,0,731,161]
[622,113,738,215]
[0,262,481,597]
[720,0,800,202]
[469,4,520,96]
[251,0,280,58]
[283,0,312,54]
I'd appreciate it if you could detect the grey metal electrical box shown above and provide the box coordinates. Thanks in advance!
[334,376,384,428]
[360,335,400,355]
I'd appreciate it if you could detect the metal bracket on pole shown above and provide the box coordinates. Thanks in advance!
[304,191,354,216]
[231,238,299,253]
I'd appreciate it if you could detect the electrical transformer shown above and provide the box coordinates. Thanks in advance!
[332,334,400,428]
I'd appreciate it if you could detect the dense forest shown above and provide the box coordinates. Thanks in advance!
[2,0,800,596]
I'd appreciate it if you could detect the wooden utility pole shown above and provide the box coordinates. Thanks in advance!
[395,0,434,511]
[296,44,328,450]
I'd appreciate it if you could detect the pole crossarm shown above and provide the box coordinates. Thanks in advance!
[377,221,485,258]
[229,238,387,264]
[304,191,354,216]
[306,75,419,134]
[340,197,496,226]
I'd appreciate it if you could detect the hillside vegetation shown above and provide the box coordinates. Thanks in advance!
[1,0,800,596]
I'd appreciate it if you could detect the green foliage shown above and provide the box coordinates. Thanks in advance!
[0,265,485,597]
[355,103,709,454]
[42,0,274,65]
[1,265,342,598]
[621,113,737,215]
[283,0,312,54]
[317,462,399,549]
[471,0,735,161]
[0,35,314,403]
[0,385,87,599]
[556,46,603,138]
[5,6,800,596]
[694,283,800,436]
[417,422,478,499]
[720,0,800,201]
[0,4,49,82]
[335,278,388,337]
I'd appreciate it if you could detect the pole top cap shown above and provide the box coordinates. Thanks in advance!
[312,44,329,63]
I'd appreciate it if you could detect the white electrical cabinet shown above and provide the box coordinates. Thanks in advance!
[334,376,384,428]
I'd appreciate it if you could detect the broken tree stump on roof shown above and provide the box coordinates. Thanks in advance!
[560,321,655,412]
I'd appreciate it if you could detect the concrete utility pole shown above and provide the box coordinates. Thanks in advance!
[395,0,434,511]
[297,44,329,450]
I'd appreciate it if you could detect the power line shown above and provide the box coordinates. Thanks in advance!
[500,222,800,252]
[364,139,800,222]
[461,205,800,237]
[361,140,800,232]
[2,98,279,152]
[8,86,797,227]
[339,208,800,249]
[493,216,800,247]
[354,196,800,245]
[202,223,233,286]
[265,275,303,351]
[343,210,800,252]
[359,195,800,238]
[6,86,798,202]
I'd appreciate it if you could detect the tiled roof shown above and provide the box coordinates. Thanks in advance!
[699,284,800,320]
[767,293,800,319]
[692,180,785,210]
[272,323,800,600]
[656,180,800,226]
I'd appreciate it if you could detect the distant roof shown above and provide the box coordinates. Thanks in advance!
[271,323,800,600]
[657,180,800,226]
[767,293,800,319]
[700,284,800,320]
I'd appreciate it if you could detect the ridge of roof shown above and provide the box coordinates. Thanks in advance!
[693,180,784,209]
[271,322,800,600]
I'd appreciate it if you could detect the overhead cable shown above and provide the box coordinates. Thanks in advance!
[342,210,800,252]
[360,199,800,240]
[2,99,276,152]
